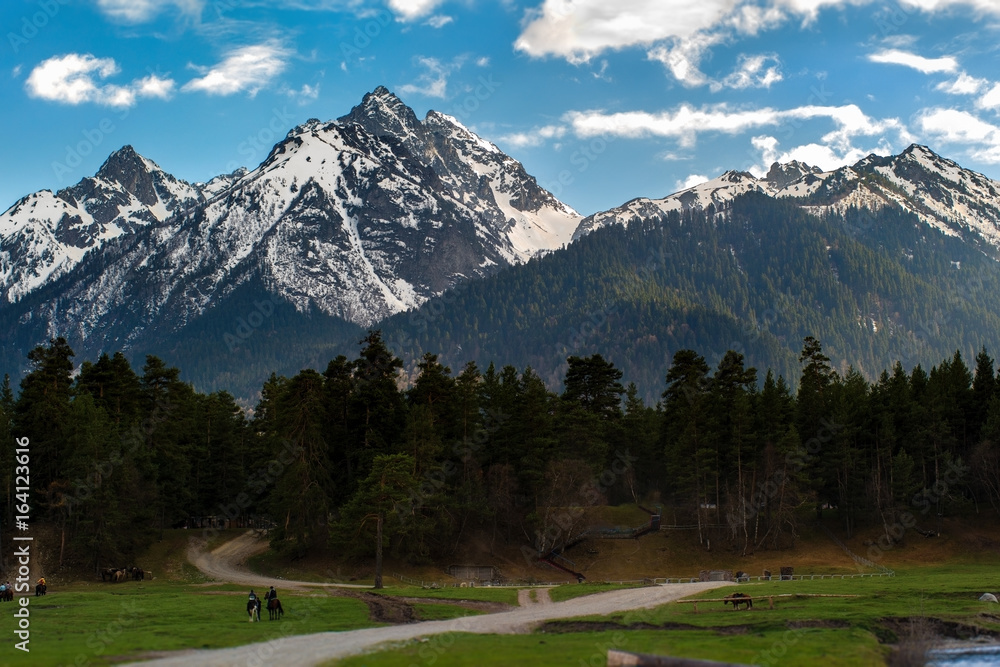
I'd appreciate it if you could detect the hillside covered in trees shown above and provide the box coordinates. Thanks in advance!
[2,333,999,572]
[7,193,1000,409]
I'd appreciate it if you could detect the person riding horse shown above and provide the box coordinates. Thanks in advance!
[35,577,46,597]
[247,589,261,622]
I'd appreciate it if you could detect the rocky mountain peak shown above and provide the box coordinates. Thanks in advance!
[337,85,423,144]
[764,160,822,189]
[94,144,161,206]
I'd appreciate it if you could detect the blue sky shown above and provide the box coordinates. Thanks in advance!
[4,1,1000,216]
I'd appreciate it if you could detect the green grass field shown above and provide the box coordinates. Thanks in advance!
[0,580,377,666]
[334,565,1000,666]
[5,521,999,666]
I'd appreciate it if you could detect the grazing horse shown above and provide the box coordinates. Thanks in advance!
[267,597,284,620]
[114,570,126,583]
[247,598,261,622]
[723,592,752,610]
[101,568,117,582]
[131,567,144,581]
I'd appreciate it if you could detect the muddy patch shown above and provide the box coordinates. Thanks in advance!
[395,596,512,613]
[329,590,416,624]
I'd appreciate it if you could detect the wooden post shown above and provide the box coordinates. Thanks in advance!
[768,596,773,609]
[374,514,383,589]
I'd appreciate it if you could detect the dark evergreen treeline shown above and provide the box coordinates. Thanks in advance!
[3,331,1000,572]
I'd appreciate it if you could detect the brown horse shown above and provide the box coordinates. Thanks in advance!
[267,597,283,620]
[723,593,752,610]
[0,588,12,602]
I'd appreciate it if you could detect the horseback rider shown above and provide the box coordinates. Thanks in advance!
[248,589,257,603]
[266,586,276,603]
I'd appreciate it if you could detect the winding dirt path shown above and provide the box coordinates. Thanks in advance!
[129,533,728,666]
[188,531,369,591]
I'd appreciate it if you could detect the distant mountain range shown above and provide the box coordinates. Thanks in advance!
[4,87,1000,402]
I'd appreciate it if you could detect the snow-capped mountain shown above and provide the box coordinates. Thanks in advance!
[575,145,1000,257]
[0,146,209,303]
[0,87,582,354]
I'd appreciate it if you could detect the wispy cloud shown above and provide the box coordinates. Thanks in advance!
[498,125,567,148]
[182,42,290,96]
[24,53,174,108]
[917,107,1000,162]
[95,0,204,23]
[399,56,462,99]
[425,15,453,28]
[387,0,445,21]
[937,72,989,95]
[867,49,958,74]
[564,102,905,148]
[714,53,782,91]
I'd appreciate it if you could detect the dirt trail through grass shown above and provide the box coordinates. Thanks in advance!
[188,531,370,591]
[131,580,727,666]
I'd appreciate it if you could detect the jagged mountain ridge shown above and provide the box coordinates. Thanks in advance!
[0,146,236,303]
[0,87,582,352]
[574,145,1000,256]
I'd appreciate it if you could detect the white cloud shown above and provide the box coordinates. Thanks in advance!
[647,34,722,87]
[498,125,567,148]
[516,0,739,63]
[387,0,445,21]
[24,53,174,108]
[937,72,989,95]
[515,1,1000,66]
[11,65,22,78]
[917,107,1000,162]
[978,83,1000,111]
[135,74,175,99]
[182,43,290,96]
[714,53,783,91]
[399,56,461,99]
[675,174,709,190]
[564,102,903,149]
[867,49,958,74]
[475,56,490,67]
[425,14,453,28]
[286,83,320,104]
[749,133,892,174]
[95,0,203,23]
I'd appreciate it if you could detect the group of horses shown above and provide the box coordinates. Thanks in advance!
[101,566,147,583]
[247,595,284,622]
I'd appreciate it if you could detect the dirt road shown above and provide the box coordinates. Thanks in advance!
[130,580,727,666]
[188,531,369,591]
[130,532,728,665]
